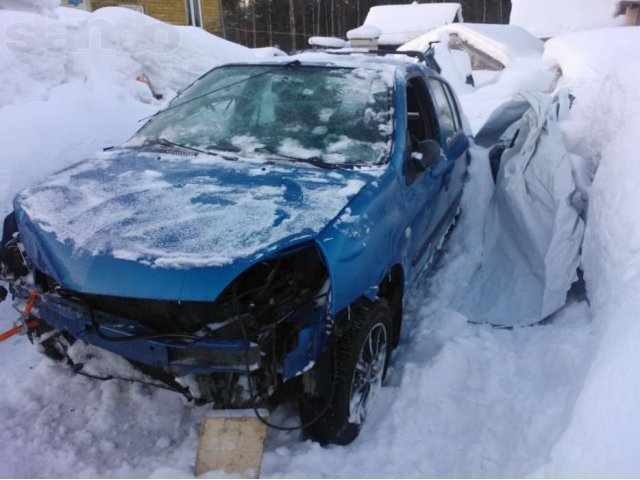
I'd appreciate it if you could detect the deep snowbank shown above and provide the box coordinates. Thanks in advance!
[538,31,640,475]
[544,26,640,90]
[510,0,624,39]
[0,5,254,215]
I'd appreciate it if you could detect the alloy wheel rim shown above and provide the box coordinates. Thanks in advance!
[348,322,388,425]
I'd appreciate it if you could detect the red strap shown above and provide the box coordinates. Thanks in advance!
[0,289,40,343]
[0,319,39,342]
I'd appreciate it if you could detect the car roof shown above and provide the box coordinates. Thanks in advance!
[225,51,434,77]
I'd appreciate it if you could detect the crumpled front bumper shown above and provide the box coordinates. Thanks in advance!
[11,284,261,375]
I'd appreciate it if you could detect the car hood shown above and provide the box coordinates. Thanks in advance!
[14,148,378,301]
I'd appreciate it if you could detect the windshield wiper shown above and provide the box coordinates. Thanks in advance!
[143,138,208,155]
[253,146,347,170]
[142,138,239,160]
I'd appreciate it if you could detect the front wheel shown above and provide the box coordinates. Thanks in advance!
[300,299,393,445]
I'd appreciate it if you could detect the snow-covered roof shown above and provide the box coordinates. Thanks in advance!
[346,25,382,40]
[401,23,543,68]
[308,36,347,48]
[510,0,625,39]
[362,2,462,46]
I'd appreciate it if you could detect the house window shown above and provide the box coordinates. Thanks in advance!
[186,0,203,27]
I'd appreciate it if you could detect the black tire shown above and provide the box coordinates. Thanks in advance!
[300,299,393,445]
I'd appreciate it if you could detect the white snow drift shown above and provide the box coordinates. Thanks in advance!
[0,4,255,215]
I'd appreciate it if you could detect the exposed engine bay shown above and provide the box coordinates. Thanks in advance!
[1,231,331,407]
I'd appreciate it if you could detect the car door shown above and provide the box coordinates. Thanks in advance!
[423,77,469,244]
[401,75,442,281]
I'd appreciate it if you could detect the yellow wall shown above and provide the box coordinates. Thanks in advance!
[89,0,223,34]
[201,0,223,35]
[91,0,188,26]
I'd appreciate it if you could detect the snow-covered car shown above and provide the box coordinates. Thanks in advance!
[0,54,470,445]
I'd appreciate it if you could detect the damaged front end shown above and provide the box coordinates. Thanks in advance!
[0,212,332,407]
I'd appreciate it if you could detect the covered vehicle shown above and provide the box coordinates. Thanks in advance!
[0,53,470,444]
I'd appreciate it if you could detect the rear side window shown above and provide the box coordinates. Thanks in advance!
[428,79,460,143]
[443,82,462,132]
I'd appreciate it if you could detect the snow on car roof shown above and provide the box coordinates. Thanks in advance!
[400,23,544,68]
[510,0,624,39]
[243,51,424,85]
[362,2,462,46]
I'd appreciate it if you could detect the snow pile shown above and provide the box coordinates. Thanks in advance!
[0,0,60,14]
[0,6,252,108]
[253,46,288,57]
[363,2,462,46]
[308,36,346,48]
[544,26,640,90]
[346,25,382,40]
[0,4,254,215]
[510,0,624,38]
[534,30,640,476]
[0,337,208,477]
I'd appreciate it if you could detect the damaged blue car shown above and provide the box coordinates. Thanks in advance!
[0,53,469,445]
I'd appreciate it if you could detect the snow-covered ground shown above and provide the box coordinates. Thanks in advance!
[0,147,597,478]
[1,2,640,478]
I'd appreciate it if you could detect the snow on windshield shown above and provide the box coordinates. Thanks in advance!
[130,65,394,166]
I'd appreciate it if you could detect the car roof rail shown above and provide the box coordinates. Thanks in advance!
[318,48,442,74]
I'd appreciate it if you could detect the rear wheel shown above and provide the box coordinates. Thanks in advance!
[300,299,393,445]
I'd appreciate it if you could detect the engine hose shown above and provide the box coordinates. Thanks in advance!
[234,290,338,432]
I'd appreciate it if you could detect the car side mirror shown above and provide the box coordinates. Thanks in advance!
[413,139,442,171]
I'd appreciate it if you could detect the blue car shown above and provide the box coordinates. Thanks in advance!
[0,53,469,444]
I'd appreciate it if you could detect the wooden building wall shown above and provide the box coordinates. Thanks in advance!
[88,0,224,34]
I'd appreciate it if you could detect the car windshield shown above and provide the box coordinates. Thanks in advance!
[130,64,394,166]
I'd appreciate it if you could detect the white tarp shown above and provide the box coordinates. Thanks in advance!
[455,92,584,327]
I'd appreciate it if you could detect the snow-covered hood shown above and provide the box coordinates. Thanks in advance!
[13,148,376,300]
